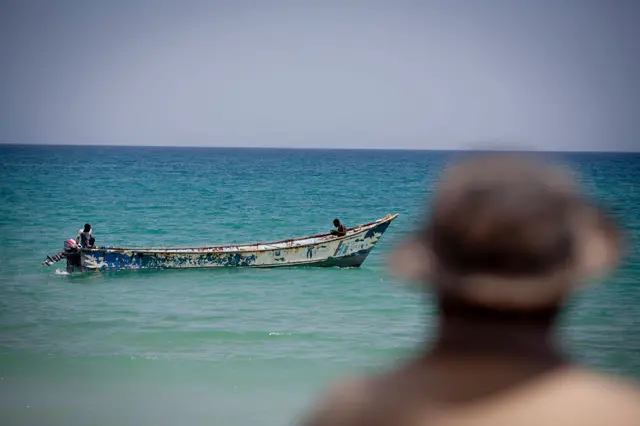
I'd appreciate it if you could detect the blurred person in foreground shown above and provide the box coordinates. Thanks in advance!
[300,154,640,426]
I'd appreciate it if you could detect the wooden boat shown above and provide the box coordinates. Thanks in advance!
[45,214,398,273]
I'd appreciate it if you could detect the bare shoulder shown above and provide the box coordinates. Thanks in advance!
[297,376,376,426]
[531,367,640,422]
[563,368,640,404]
[423,367,640,426]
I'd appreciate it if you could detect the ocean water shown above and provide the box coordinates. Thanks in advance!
[0,145,639,426]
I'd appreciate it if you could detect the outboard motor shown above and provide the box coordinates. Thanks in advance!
[64,239,82,270]
[64,238,78,252]
[42,238,82,270]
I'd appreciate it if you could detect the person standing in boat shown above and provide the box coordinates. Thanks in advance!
[331,219,347,237]
[76,223,95,248]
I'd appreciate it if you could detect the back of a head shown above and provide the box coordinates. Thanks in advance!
[84,223,91,232]
[390,153,623,309]
[430,156,576,275]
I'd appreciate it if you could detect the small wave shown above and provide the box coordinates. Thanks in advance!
[129,355,159,361]
[55,269,70,275]
[268,332,293,336]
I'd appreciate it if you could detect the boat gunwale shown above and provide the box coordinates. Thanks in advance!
[82,214,398,255]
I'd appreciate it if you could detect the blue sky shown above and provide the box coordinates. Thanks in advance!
[1,1,639,151]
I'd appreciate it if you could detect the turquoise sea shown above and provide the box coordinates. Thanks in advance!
[1,145,639,426]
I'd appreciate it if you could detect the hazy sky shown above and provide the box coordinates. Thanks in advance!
[1,1,639,151]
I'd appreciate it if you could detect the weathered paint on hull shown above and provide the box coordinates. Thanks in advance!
[69,215,397,273]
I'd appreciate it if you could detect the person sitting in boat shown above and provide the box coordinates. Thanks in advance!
[76,223,95,248]
[330,219,347,237]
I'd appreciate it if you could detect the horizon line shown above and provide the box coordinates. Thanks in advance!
[0,142,638,154]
